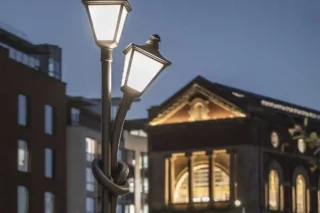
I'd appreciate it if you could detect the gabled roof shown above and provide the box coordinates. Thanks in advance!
[149,76,320,126]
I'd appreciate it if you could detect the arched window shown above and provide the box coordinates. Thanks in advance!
[269,170,280,210]
[296,175,306,213]
[265,161,284,211]
[174,164,229,203]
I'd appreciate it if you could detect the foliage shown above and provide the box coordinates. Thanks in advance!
[288,117,320,151]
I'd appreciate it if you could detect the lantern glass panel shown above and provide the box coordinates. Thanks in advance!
[126,51,163,93]
[121,48,133,86]
[116,7,128,43]
[88,5,121,41]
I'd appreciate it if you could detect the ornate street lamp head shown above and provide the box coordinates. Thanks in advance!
[82,0,132,48]
[121,34,172,97]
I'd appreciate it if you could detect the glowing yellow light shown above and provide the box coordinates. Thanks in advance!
[235,200,242,207]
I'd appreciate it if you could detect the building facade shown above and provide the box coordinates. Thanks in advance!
[0,27,67,213]
[147,76,320,213]
[67,97,149,213]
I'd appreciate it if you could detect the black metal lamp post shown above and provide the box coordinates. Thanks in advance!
[82,1,172,213]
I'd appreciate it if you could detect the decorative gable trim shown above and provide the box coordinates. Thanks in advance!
[149,84,246,126]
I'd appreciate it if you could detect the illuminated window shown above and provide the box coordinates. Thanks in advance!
[140,153,148,169]
[271,132,279,148]
[130,130,147,137]
[86,137,97,161]
[128,178,134,193]
[143,178,149,193]
[174,164,229,203]
[125,204,135,213]
[213,166,230,201]
[171,151,230,204]
[17,140,29,172]
[143,205,148,213]
[296,175,306,213]
[268,170,279,210]
[44,192,55,213]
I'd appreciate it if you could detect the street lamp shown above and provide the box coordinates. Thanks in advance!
[234,200,246,213]
[82,1,172,213]
[83,0,132,48]
[121,34,171,96]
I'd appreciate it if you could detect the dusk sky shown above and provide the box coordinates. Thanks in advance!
[1,0,319,119]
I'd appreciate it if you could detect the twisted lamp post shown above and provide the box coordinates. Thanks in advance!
[82,1,172,213]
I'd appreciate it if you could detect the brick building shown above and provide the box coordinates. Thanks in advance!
[0,27,67,213]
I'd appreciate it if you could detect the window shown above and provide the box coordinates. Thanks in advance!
[71,108,80,125]
[49,58,55,74]
[130,130,147,137]
[86,197,94,213]
[45,105,53,135]
[174,164,227,203]
[17,186,29,213]
[0,43,40,70]
[22,53,28,65]
[16,51,22,62]
[269,170,279,210]
[18,94,28,126]
[18,140,30,172]
[86,137,96,162]
[140,153,148,169]
[143,205,148,213]
[118,149,123,161]
[171,151,230,204]
[143,178,149,193]
[128,178,134,193]
[45,148,53,178]
[296,175,306,213]
[86,167,94,191]
[143,155,148,168]
[271,131,279,148]
[117,204,123,213]
[48,58,61,80]
[35,57,40,69]
[213,166,230,201]
[44,192,55,213]
[125,204,135,213]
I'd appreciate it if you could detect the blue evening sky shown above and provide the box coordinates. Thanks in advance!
[1,0,319,119]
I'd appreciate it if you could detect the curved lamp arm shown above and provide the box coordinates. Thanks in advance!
[111,93,135,172]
